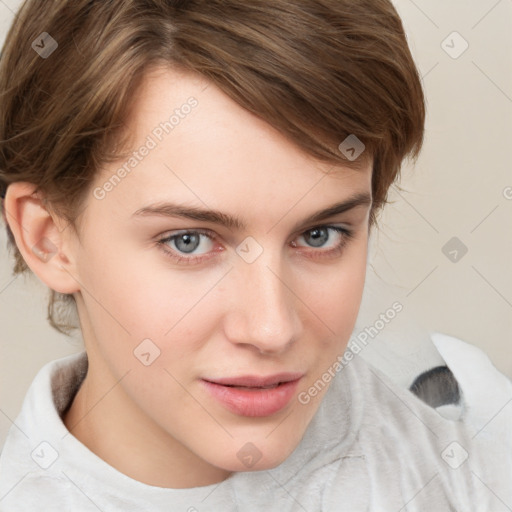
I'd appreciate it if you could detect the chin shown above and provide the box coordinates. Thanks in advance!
[203,430,303,474]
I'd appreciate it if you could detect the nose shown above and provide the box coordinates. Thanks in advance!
[223,256,302,355]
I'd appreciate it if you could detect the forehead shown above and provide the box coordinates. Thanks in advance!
[89,65,372,227]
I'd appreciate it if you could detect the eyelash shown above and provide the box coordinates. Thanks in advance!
[156,225,355,266]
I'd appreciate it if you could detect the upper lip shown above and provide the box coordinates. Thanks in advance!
[203,372,304,388]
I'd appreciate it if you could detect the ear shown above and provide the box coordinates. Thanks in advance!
[4,182,80,294]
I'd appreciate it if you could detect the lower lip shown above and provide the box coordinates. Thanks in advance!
[201,379,300,417]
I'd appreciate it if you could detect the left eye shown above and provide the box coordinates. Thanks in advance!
[295,226,348,249]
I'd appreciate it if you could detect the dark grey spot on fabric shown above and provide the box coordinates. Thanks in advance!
[409,365,461,408]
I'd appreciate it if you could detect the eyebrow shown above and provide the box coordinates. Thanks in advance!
[132,191,372,232]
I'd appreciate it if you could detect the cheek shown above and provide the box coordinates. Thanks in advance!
[332,253,367,331]
[296,235,368,342]
[75,235,225,361]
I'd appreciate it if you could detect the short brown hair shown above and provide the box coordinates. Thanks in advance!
[0,0,425,334]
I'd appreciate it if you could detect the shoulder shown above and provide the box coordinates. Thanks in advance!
[0,472,98,512]
[428,331,512,435]
[332,343,512,511]
[0,352,91,511]
[354,331,512,455]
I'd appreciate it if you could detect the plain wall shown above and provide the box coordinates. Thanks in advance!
[1,0,511,448]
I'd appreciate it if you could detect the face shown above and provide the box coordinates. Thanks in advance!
[65,65,373,486]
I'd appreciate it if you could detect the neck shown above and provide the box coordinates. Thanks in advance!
[62,366,232,488]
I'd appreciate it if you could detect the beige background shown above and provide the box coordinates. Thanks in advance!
[1,0,511,447]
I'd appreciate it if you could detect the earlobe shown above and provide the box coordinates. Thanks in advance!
[4,182,80,294]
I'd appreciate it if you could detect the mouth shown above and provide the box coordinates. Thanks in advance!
[201,373,303,417]
[219,383,281,390]
[203,373,303,389]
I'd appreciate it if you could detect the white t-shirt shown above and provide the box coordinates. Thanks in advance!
[0,333,511,511]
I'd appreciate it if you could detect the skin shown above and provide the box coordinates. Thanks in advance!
[5,65,373,488]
